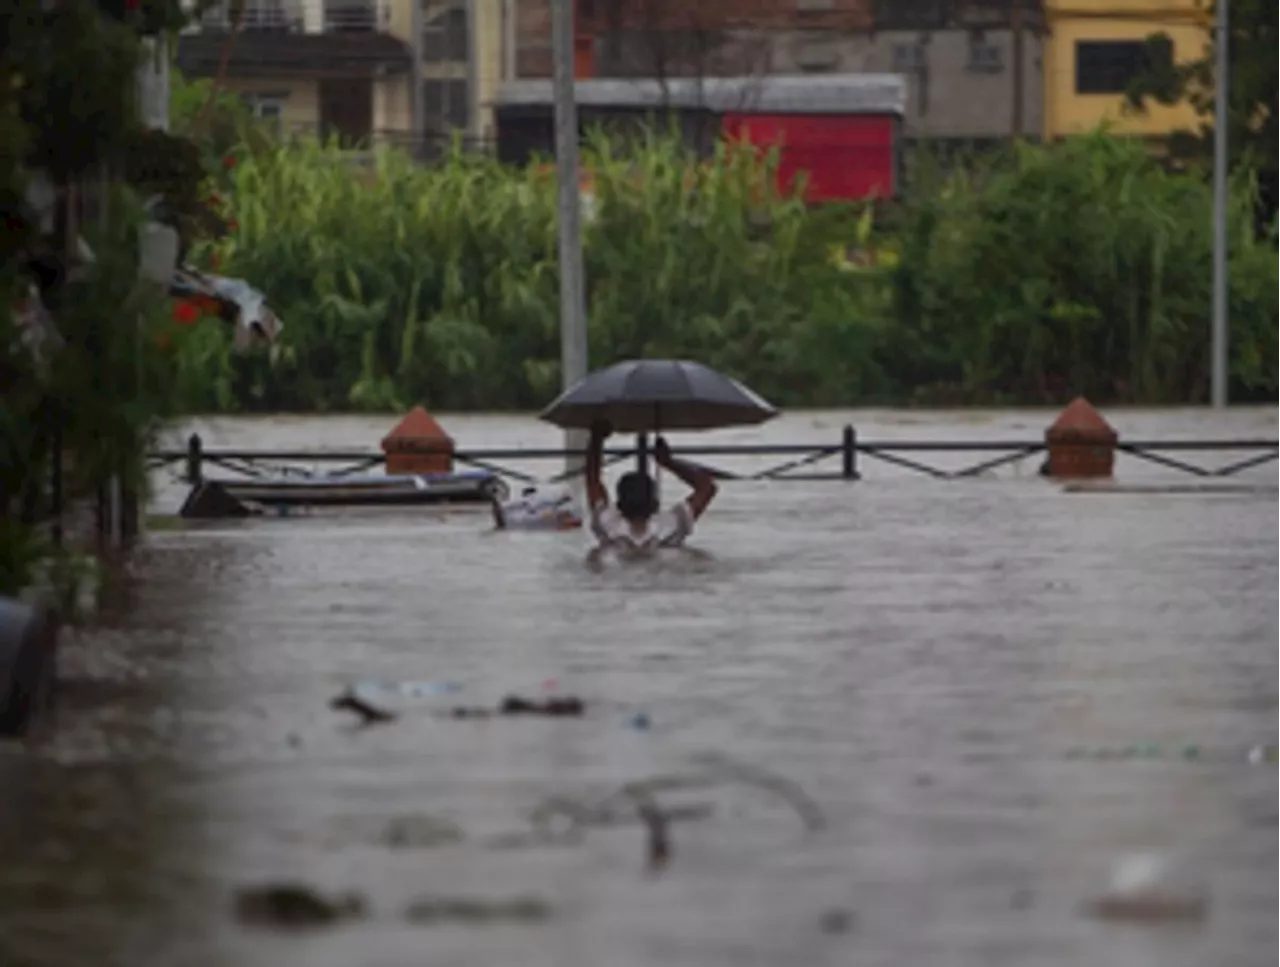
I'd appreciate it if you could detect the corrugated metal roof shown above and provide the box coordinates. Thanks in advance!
[495,74,907,116]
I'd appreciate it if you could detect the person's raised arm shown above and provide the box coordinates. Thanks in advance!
[585,421,611,511]
[653,436,718,520]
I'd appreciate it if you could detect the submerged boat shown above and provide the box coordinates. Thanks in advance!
[179,470,508,519]
[494,486,583,531]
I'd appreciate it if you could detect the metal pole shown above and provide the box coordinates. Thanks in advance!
[464,0,479,142]
[551,0,589,473]
[1210,0,1229,408]
[410,0,426,159]
[1010,0,1025,138]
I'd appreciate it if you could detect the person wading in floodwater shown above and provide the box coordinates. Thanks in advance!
[584,420,718,555]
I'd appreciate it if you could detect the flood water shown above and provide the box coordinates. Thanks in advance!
[1,407,1277,967]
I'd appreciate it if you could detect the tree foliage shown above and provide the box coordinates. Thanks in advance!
[1127,0,1278,172]
[1,0,205,593]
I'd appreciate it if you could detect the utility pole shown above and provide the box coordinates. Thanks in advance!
[1010,0,1024,138]
[1210,0,1229,407]
[410,0,426,158]
[551,0,589,472]
[464,0,479,142]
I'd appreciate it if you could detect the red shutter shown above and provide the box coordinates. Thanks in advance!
[721,114,897,203]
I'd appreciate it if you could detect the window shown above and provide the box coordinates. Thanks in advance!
[875,0,946,31]
[892,44,926,72]
[967,36,1003,73]
[243,93,287,136]
[240,0,299,30]
[325,0,377,33]
[422,78,469,131]
[1075,40,1157,95]
[423,1,468,62]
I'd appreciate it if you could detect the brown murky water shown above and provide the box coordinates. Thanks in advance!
[1,408,1276,967]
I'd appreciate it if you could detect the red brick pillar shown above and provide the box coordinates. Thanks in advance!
[1044,397,1117,478]
[381,406,454,475]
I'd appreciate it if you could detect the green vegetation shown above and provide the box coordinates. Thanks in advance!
[2,0,212,596]
[1127,0,1277,171]
[175,128,1277,413]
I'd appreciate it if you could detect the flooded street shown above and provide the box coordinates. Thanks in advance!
[2,408,1276,967]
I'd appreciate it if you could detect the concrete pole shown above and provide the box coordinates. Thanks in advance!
[551,0,589,473]
[1010,0,1024,138]
[410,0,426,158]
[1210,0,1229,408]
[465,0,479,142]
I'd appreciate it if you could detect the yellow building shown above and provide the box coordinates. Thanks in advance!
[176,0,509,149]
[1042,0,1210,139]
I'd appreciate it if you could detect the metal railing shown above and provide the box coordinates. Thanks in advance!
[197,0,392,34]
[150,428,1280,488]
[276,123,497,159]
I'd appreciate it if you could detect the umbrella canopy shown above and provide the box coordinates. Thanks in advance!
[540,359,777,433]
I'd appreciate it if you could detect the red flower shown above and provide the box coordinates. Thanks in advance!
[172,300,201,325]
[223,155,237,169]
[227,218,239,232]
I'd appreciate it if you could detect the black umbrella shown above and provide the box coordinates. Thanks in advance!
[539,359,777,434]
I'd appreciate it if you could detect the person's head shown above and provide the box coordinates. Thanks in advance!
[615,471,658,522]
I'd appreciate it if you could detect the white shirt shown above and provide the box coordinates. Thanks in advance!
[589,499,694,554]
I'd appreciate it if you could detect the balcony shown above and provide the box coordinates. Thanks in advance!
[177,0,412,80]
[196,0,393,34]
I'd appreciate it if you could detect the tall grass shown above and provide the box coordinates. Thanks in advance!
[176,129,1277,412]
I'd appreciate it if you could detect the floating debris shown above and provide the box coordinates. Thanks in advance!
[818,908,856,935]
[234,883,367,928]
[499,694,584,717]
[690,752,827,831]
[1063,743,1275,763]
[449,695,586,719]
[505,755,822,869]
[405,895,551,925]
[382,815,466,849]
[330,683,584,724]
[631,791,670,870]
[1083,853,1209,925]
[450,706,496,720]
[329,684,397,724]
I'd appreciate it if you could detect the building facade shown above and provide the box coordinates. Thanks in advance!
[176,0,415,144]
[513,0,1046,144]
[1041,0,1208,139]
[175,0,509,150]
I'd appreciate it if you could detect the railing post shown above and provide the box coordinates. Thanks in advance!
[841,425,860,481]
[186,432,203,485]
